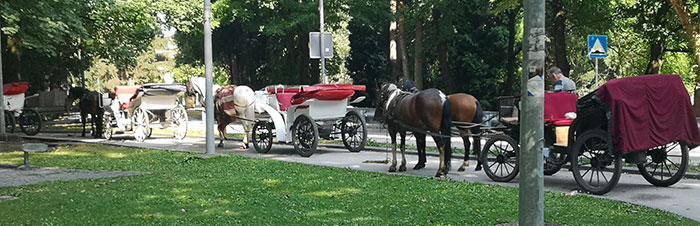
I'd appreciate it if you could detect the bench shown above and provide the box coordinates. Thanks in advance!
[19,143,49,169]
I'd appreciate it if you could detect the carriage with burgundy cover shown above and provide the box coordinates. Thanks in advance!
[251,84,368,157]
[481,74,699,195]
[103,83,188,142]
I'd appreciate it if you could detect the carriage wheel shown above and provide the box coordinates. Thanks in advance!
[19,109,42,136]
[133,108,150,142]
[4,110,15,133]
[171,105,188,140]
[571,129,621,195]
[637,141,689,187]
[341,111,367,152]
[481,134,519,182]
[103,113,114,140]
[544,152,566,176]
[292,114,318,157]
[252,120,274,153]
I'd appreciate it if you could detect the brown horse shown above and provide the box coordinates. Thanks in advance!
[397,78,484,172]
[65,86,104,138]
[375,83,453,177]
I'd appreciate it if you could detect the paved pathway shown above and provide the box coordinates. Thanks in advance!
[5,131,699,223]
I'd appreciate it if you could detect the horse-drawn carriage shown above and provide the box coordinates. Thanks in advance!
[251,84,368,157]
[481,74,699,195]
[3,82,42,135]
[103,83,188,142]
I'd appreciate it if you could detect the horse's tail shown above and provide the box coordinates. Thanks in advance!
[471,100,484,135]
[440,94,452,164]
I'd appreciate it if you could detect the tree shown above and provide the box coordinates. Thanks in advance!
[669,0,700,115]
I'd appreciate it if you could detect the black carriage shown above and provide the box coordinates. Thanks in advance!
[481,74,698,195]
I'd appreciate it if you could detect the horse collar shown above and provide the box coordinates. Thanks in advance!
[385,89,400,111]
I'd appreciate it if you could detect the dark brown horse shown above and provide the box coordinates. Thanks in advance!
[397,78,484,172]
[375,83,452,177]
[65,86,104,138]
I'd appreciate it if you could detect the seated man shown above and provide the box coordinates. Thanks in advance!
[548,66,576,93]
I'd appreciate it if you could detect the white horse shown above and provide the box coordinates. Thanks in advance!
[187,77,257,148]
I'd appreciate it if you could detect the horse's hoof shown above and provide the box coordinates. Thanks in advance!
[413,163,425,170]
[475,165,482,171]
[434,172,443,178]
[217,144,223,148]
[398,165,406,172]
[389,166,397,172]
[457,167,465,172]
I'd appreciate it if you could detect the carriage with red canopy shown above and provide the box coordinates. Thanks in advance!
[481,74,699,195]
[251,84,368,157]
[3,82,42,135]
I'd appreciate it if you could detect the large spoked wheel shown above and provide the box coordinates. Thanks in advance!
[481,134,520,182]
[103,113,114,140]
[4,110,15,133]
[637,141,689,187]
[292,114,318,157]
[133,108,150,142]
[19,109,42,136]
[341,111,367,152]
[571,129,621,195]
[171,105,188,140]
[252,120,274,153]
[544,151,566,176]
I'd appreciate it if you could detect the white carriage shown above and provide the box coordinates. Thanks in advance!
[103,83,188,142]
[3,82,42,135]
[251,84,368,157]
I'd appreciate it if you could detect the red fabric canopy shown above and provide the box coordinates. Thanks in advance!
[596,74,700,154]
[291,84,365,105]
[3,82,30,95]
[544,92,578,125]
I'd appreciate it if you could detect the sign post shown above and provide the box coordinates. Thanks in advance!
[319,0,327,84]
[204,0,216,155]
[588,35,609,87]
[0,22,5,135]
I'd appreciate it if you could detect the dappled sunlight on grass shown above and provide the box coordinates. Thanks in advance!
[352,216,382,222]
[0,152,23,165]
[310,188,360,198]
[263,179,280,186]
[49,151,91,157]
[104,152,127,159]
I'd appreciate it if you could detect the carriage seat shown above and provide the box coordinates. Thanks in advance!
[267,87,302,111]
[544,92,578,126]
[114,86,140,110]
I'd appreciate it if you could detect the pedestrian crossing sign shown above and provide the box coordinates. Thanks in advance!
[588,35,608,58]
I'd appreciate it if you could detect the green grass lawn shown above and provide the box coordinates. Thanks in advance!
[0,144,696,225]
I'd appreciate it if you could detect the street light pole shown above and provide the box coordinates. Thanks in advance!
[520,0,545,225]
[319,0,327,84]
[204,0,216,155]
[0,22,6,135]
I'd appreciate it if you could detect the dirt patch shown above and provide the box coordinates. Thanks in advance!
[0,167,146,187]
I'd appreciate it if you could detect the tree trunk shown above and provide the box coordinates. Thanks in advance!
[398,0,410,80]
[434,8,453,93]
[414,16,424,90]
[229,54,238,85]
[669,0,700,116]
[503,9,519,95]
[389,0,401,80]
[645,40,665,74]
[645,2,671,75]
[552,0,570,76]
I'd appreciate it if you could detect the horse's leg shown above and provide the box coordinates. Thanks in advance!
[240,107,255,149]
[435,137,446,177]
[217,122,226,148]
[413,133,426,170]
[81,111,87,137]
[398,130,407,172]
[458,129,471,172]
[388,126,398,172]
[471,126,482,171]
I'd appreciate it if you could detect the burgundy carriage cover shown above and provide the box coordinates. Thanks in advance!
[290,84,366,105]
[595,74,700,154]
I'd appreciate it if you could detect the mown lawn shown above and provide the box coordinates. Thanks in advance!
[0,144,697,225]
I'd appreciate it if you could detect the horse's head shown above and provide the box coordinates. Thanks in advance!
[65,86,83,112]
[374,83,398,123]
